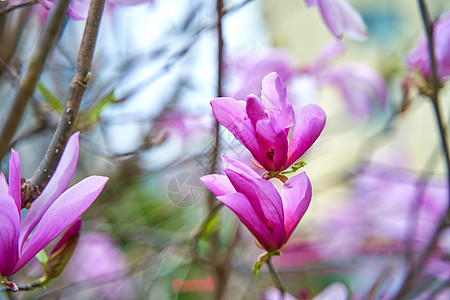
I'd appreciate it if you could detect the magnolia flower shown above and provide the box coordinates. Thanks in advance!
[0,132,108,276]
[211,72,326,173]
[406,11,450,80]
[201,155,312,253]
[304,0,368,41]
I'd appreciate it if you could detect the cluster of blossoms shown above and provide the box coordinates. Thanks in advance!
[201,72,325,265]
[0,132,108,287]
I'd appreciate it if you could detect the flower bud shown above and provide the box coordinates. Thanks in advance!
[44,219,81,280]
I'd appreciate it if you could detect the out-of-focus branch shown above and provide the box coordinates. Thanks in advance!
[21,0,106,208]
[394,1,450,298]
[0,0,69,159]
[0,0,39,16]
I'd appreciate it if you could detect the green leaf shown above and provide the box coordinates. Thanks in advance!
[281,161,307,175]
[253,261,262,276]
[37,81,64,114]
[84,90,117,127]
[200,210,221,239]
[35,249,48,268]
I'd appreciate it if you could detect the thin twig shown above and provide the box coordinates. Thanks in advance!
[0,0,70,159]
[266,257,286,296]
[21,0,106,208]
[0,0,40,16]
[393,1,450,297]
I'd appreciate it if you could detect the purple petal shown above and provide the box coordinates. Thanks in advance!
[218,193,280,252]
[8,150,22,212]
[50,218,82,255]
[261,72,295,129]
[20,132,80,249]
[317,0,368,41]
[246,95,267,127]
[304,0,317,7]
[211,97,246,137]
[200,174,235,197]
[0,195,20,276]
[15,176,108,273]
[224,169,285,246]
[281,172,312,243]
[0,172,8,195]
[221,155,261,179]
[286,104,326,167]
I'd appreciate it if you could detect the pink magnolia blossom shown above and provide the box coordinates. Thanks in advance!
[406,11,450,80]
[211,72,326,173]
[0,132,108,276]
[201,155,312,253]
[304,0,368,41]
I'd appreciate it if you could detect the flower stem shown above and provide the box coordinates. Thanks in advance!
[266,256,286,296]
[21,0,106,208]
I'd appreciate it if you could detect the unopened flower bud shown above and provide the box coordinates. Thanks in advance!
[44,219,81,280]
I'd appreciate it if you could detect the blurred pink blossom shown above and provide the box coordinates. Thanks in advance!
[225,42,386,120]
[63,231,133,300]
[304,0,368,41]
[406,11,450,80]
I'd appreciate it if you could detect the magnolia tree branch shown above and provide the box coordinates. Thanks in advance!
[0,0,40,16]
[21,0,106,208]
[0,0,70,159]
[209,1,226,299]
[394,0,450,298]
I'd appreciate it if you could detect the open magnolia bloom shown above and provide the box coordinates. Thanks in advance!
[0,132,108,277]
[211,72,326,174]
[201,155,312,253]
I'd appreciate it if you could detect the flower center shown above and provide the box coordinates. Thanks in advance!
[266,147,274,162]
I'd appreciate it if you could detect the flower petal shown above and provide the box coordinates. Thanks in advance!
[317,0,368,41]
[224,169,285,247]
[0,172,8,196]
[281,172,312,242]
[246,95,267,127]
[261,72,295,129]
[286,104,326,167]
[218,193,279,252]
[8,150,21,212]
[14,176,108,273]
[200,174,235,197]
[50,218,82,255]
[20,132,81,249]
[211,97,246,138]
[221,154,261,178]
[0,195,20,276]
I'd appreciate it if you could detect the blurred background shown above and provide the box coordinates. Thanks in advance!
[1,0,450,299]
